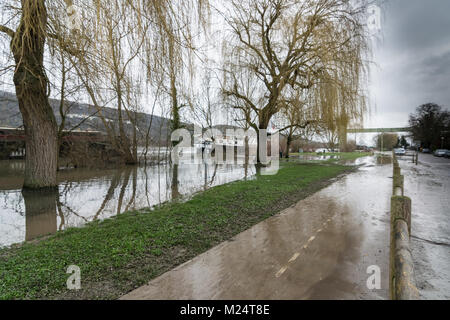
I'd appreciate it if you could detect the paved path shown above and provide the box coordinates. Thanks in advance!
[122,157,391,300]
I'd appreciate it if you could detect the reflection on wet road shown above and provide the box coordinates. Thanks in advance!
[122,157,392,300]
[400,153,450,300]
[0,161,255,247]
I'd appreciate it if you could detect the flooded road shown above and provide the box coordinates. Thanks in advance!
[0,161,255,247]
[122,156,393,300]
[400,154,450,300]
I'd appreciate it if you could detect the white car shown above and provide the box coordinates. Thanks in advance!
[434,149,448,157]
[394,148,406,156]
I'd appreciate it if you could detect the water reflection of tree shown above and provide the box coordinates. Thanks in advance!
[57,181,89,229]
[55,167,138,225]
[22,188,58,242]
[207,164,219,188]
[143,165,157,208]
[117,168,132,215]
[124,166,137,212]
[5,161,256,245]
[0,190,25,216]
[92,171,122,220]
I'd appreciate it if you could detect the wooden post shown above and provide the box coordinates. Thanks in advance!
[393,174,404,196]
[390,195,419,300]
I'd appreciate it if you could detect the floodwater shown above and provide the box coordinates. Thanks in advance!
[0,160,255,247]
[123,156,393,300]
[296,154,340,162]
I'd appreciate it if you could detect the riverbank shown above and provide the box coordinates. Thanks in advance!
[1,160,360,300]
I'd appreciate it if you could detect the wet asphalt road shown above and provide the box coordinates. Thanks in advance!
[122,157,392,300]
[401,153,450,300]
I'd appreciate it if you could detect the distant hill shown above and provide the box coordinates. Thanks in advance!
[0,90,171,144]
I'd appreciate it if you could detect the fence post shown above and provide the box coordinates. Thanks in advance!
[393,163,401,177]
[389,156,419,300]
[393,174,404,196]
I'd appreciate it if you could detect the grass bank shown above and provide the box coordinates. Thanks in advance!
[0,161,358,300]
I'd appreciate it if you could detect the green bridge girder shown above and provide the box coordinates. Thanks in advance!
[347,127,411,134]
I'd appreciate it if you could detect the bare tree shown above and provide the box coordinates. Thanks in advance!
[275,89,316,157]
[221,0,369,162]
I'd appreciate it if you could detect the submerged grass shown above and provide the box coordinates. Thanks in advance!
[0,161,356,300]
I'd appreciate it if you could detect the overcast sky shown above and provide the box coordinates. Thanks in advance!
[367,0,450,129]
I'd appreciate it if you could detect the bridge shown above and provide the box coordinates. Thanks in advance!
[340,127,412,150]
[347,127,411,134]
[0,126,110,160]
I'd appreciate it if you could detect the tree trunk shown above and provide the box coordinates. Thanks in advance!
[169,37,181,143]
[11,0,58,189]
[244,135,249,179]
[257,113,270,164]
[171,164,180,199]
[286,134,292,159]
[170,72,181,134]
[23,188,58,241]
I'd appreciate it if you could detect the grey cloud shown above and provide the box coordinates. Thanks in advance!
[368,0,450,129]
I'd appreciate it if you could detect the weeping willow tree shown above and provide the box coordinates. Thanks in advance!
[0,0,59,188]
[146,0,210,138]
[274,88,317,157]
[67,0,210,153]
[312,12,370,152]
[0,0,210,187]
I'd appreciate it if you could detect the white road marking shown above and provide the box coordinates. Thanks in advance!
[289,252,300,263]
[275,266,288,278]
[275,219,332,278]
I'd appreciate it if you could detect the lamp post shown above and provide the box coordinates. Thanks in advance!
[441,137,444,149]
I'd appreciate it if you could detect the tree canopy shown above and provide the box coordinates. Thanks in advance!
[409,103,450,150]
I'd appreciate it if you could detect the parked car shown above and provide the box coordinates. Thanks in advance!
[422,148,431,153]
[445,150,450,158]
[394,148,406,156]
[434,149,448,157]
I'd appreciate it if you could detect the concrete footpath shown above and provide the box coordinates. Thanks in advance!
[122,157,392,300]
